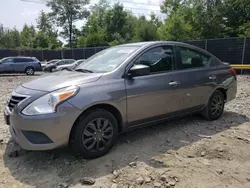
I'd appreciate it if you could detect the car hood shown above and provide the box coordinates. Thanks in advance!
[21,71,103,92]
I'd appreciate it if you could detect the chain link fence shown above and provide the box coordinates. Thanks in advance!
[1,37,250,67]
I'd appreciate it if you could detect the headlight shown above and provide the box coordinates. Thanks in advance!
[22,86,79,115]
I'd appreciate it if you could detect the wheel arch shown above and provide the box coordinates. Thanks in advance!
[69,103,124,141]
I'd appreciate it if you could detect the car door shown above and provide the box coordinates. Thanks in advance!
[174,45,216,109]
[125,45,189,126]
[13,58,26,72]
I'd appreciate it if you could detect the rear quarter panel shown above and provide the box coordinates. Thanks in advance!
[210,64,237,103]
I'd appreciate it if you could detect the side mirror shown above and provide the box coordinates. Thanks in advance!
[127,64,150,77]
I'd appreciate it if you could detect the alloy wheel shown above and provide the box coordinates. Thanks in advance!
[211,94,224,116]
[26,68,34,75]
[82,118,114,152]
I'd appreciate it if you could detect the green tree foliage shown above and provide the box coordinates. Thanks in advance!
[1,0,250,50]
[134,15,159,41]
[46,0,89,48]
[223,0,250,37]
[20,24,36,48]
[36,11,62,49]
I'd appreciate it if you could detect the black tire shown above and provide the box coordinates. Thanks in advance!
[50,67,56,72]
[70,109,118,159]
[202,90,225,121]
[25,67,35,75]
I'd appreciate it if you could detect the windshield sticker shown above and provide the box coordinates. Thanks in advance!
[117,49,135,54]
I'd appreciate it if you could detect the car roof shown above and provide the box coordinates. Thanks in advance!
[4,56,35,59]
[118,41,213,57]
[118,41,197,47]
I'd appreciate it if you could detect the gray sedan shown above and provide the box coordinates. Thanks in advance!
[55,59,85,71]
[4,41,237,159]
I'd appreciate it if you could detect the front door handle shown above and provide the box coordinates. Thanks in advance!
[169,81,180,86]
[209,75,216,80]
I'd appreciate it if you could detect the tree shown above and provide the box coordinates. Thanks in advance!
[157,10,194,41]
[104,3,128,42]
[37,10,53,34]
[20,24,36,48]
[78,32,108,47]
[133,16,159,42]
[33,31,50,49]
[47,0,89,48]
[223,0,250,37]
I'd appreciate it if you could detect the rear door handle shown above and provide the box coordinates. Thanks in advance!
[209,75,216,80]
[169,81,180,86]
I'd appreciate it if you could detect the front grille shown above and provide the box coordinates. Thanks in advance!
[8,95,26,111]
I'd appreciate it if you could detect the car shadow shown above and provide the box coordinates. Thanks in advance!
[3,111,249,187]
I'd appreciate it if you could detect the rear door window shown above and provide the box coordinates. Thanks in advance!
[177,46,211,70]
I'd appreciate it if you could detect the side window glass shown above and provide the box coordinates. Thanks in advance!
[4,58,13,63]
[134,46,174,73]
[14,58,24,63]
[178,47,211,69]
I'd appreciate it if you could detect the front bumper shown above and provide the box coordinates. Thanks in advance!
[4,93,82,151]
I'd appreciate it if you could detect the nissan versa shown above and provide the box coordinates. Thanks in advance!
[4,42,237,159]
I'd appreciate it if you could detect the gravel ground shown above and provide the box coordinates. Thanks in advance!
[0,74,250,188]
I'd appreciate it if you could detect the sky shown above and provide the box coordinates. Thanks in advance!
[0,0,165,31]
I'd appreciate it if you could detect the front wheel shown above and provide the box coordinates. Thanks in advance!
[25,67,35,75]
[70,109,118,159]
[50,67,56,72]
[202,90,225,121]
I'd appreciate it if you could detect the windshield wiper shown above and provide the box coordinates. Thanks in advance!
[75,68,93,73]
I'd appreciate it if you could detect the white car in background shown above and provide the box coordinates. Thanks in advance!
[55,59,85,72]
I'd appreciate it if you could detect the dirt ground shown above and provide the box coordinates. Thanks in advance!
[0,74,250,188]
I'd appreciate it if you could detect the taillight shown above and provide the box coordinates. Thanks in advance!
[229,68,237,77]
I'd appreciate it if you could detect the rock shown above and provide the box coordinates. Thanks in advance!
[246,177,250,182]
[112,179,117,183]
[154,182,162,187]
[80,177,95,185]
[129,162,137,167]
[215,169,223,174]
[174,177,179,182]
[134,156,138,160]
[235,136,250,143]
[126,140,130,143]
[58,183,69,188]
[167,150,172,154]
[0,139,4,144]
[65,161,70,165]
[218,148,224,152]
[136,177,144,185]
[111,183,118,188]
[187,154,195,158]
[166,183,171,188]
[201,151,206,157]
[169,181,176,186]
[160,175,167,181]
[144,176,151,183]
[113,170,119,178]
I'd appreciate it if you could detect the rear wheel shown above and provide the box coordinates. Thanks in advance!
[25,67,35,75]
[70,109,118,159]
[202,90,225,121]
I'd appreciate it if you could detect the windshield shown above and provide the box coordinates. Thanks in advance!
[76,46,139,73]
[48,60,59,64]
